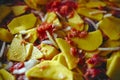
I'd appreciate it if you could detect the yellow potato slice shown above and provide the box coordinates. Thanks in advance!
[7,37,33,61]
[107,51,120,80]
[71,30,103,51]
[26,60,73,80]
[45,12,62,28]
[77,8,103,21]
[0,69,15,80]
[40,43,59,59]
[86,1,106,8]
[12,5,27,16]
[30,46,44,60]
[68,11,84,31]
[56,38,79,69]
[0,28,13,42]
[0,5,11,23]
[99,16,120,40]
[8,13,37,34]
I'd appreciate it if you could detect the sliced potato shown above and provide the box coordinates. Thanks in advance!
[0,5,11,23]
[68,11,84,31]
[45,12,62,29]
[52,53,68,68]
[26,60,73,80]
[0,69,15,80]
[107,51,120,80]
[30,46,44,60]
[99,16,120,40]
[7,37,33,61]
[71,30,103,51]
[77,8,103,21]
[56,38,79,69]
[0,28,13,42]
[100,39,120,56]
[12,5,27,16]
[86,1,106,8]
[8,13,37,34]
[24,28,38,43]
[40,43,59,59]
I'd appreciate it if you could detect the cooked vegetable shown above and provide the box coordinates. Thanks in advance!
[45,12,62,28]
[7,13,37,34]
[0,28,13,42]
[77,8,103,21]
[12,5,27,16]
[40,43,59,59]
[26,60,73,80]
[98,16,120,40]
[56,38,79,69]
[0,69,15,80]
[0,5,11,23]
[0,0,120,80]
[7,36,33,61]
[107,51,120,80]
[68,11,84,31]
[71,30,103,51]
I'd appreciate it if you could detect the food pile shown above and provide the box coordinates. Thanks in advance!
[0,0,120,80]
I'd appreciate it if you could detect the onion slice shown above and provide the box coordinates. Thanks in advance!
[0,42,6,57]
[98,47,120,51]
[85,17,98,30]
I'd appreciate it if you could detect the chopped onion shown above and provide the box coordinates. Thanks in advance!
[24,59,39,70]
[63,26,71,31]
[110,6,120,11]
[53,33,58,38]
[85,18,98,30]
[89,10,107,15]
[19,30,27,34]
[46,31,58,48]
[41,40,53,45]
[0,42,6,57]
[96,21,102,29]
[104,13,112,18]
[13,68,26,74]
[13,59,38,75]
[24,33,31,39]
[31,10,45,22]
[98,47,120,51]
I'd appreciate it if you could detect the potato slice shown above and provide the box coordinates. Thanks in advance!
[40,43,59,59]
[77,8,103,21]
[30,46,44,60]
[8,13,37,34]
[0,5,11,23]
[45,12,62,29]
[71,30,103,51]
[0,69,15,80]
[52,53,68,68]
[12,5,27,16]
[0,28,13,42]
[86,1,106,8]
[26,60,73,80]
[99,16,120,40]
[56,38,79,69]
[22,28,38,43]
[100,39,120,56]
[7,37,33,61]
[107,51,120,80]
[68,11,84,31]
